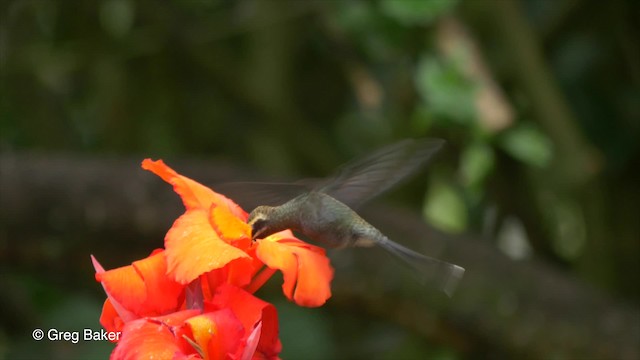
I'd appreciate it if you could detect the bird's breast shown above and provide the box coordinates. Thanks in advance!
[289,192,362,248]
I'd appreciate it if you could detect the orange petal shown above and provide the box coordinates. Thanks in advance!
[111,310,200,360]
[210,203,251,244]
[165,209,251,284]
[142,159,248,220]
[203,257,257,292]
[94,251,185,320]
[133,252,186,314]
[185,309,245,360]
[255,231,334,307]
[207,284,281,358]
[96,262,144,311]
[99,299,125,336]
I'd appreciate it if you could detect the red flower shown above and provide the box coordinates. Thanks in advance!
[93,159,335,359]
[111,285,280,360]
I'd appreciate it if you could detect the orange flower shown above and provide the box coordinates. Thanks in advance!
[142,159,334,307]
[93,158,336,359]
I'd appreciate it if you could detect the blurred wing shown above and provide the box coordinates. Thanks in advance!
[214,181,312,211]
[317,138,445,208]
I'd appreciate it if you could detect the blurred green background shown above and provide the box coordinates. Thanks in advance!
[1,0,639,359]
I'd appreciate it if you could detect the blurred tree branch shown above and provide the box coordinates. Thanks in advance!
[1,152,638,359]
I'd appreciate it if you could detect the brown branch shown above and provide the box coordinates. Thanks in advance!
[1,152,638,359]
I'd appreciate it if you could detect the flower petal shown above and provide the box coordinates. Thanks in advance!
[165,209,251,284]
[93,251,185,320]
[99,299,125,335]
[256,231,334,307]
[210,203,252,244]
[241,322,262,360]
[142,159,247,220]
[185,309,245,360]
[92,255,138,323]
[133,251,186,314]
[111,310,200,360]
[202,256,258,293]
[207,284,281,358]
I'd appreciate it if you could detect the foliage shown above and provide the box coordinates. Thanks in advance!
[1,0,638,358]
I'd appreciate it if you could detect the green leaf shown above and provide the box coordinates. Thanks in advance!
[380,0,459,26]
[460,142,495,188]
[416,57,476,125]
[500,124,553,168]
[424,179,467,233]
[99,0,135,39]
[330,1,402,61]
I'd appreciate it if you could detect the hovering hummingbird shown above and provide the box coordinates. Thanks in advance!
[245,139,465,296]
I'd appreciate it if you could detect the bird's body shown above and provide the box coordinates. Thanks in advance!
[246,139,465,296]
[251,191,381,249]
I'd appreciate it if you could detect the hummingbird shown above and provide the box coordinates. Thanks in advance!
[245,139,465,296]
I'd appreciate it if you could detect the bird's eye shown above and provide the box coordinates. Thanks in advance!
[251,218,264,230]
[250,219,266,239]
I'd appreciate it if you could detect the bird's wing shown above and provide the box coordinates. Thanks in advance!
[215,181,312,210]
[317,138,445,208]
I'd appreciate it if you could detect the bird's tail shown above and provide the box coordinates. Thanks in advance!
[376,237,465,297]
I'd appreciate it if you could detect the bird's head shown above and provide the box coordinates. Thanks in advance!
[247,205,277,240]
